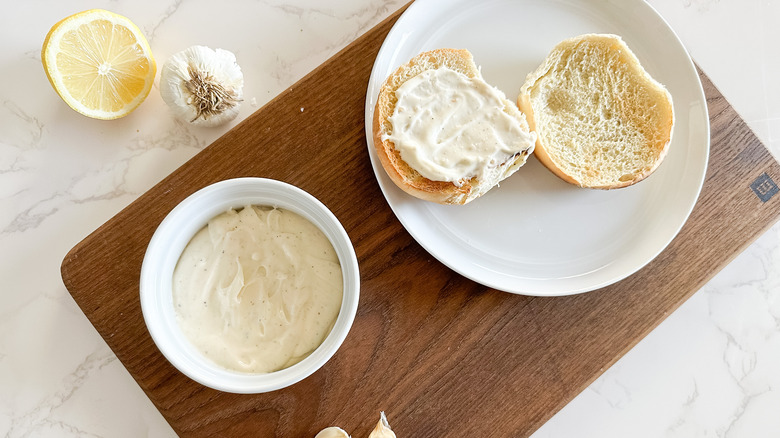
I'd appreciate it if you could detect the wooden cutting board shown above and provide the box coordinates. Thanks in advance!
[60,5,780,438]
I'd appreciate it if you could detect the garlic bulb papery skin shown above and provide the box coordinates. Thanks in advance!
[160,45,244,127]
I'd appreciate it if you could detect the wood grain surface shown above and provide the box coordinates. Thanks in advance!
[60,6,780,438]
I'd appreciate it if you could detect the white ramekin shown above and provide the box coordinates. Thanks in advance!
[140,177,359,393]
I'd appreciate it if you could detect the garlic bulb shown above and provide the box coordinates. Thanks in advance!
[368,412,396,438]
[314,426,350,438]
[160,45,243,127]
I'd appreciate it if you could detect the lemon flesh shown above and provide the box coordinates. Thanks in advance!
[42,9,156,120]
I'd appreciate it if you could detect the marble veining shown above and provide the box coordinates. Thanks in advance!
[3,101,44,149]
[145,0,185,45]
[6,349,116,436]
[1,0,778,437]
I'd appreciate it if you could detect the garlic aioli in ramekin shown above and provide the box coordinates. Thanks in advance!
[172,205,343,374]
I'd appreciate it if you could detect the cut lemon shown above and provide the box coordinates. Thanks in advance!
[42,9,156,120]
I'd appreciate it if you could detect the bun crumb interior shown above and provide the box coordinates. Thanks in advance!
[518,33,675,189]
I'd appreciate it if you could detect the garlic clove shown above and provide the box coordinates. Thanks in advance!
[368,412,396,438]
[314,426,351,438]
[159,45,244,127]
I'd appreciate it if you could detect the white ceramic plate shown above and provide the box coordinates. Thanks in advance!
[364,0,710,296]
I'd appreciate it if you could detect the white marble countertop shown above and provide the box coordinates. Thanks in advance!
[2,0,778,436]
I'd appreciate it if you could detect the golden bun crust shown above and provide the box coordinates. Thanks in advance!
[373,49,533,205]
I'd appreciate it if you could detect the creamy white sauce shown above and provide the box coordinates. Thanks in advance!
[172,205,343,374]
[383,67,536,185]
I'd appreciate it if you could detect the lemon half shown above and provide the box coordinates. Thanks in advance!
[42,9,156,120]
